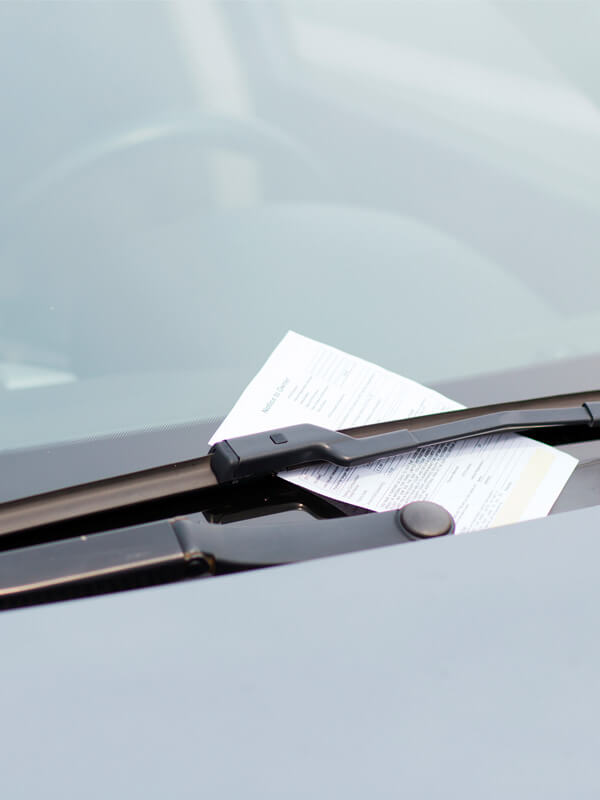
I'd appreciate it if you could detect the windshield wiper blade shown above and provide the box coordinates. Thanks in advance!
[210,401,600,483]
[1,393,599,538]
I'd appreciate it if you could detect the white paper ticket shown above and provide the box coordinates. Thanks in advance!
[209,332,577,534]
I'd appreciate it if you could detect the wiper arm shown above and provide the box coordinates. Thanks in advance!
[0,502,455,607]
[1,393,600,537]
[210,401,600,483]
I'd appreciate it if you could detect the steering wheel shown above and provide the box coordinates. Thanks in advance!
[0,112,329,376]
[2,111,330,241]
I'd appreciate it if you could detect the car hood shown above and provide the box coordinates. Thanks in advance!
[1,503,599,798]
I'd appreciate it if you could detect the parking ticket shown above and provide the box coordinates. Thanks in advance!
[209,332,578,534]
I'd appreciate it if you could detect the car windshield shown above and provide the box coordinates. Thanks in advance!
[2,0,600,461]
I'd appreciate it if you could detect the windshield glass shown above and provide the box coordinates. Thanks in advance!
[2,0,600,455]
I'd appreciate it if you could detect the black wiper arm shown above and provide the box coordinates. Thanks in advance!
[0,502,454,607]
[210,401,600,483]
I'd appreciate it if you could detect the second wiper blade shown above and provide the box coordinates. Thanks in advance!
[210,401,600,483]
